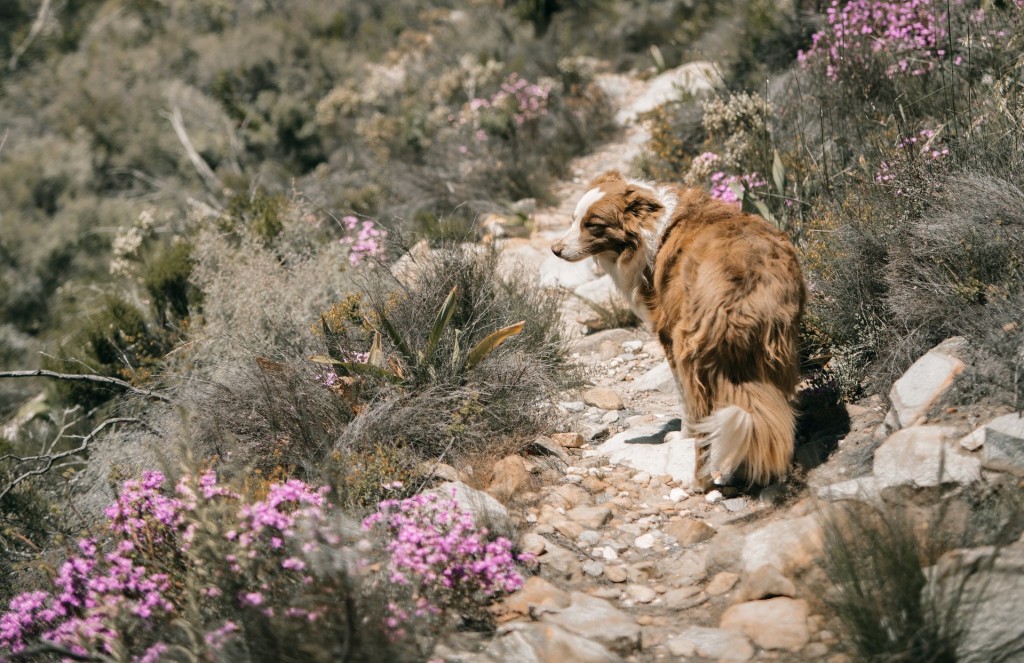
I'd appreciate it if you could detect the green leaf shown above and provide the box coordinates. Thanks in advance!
[308,355,401,382]
[426,286,459,362]
[376,312,414,365]
[465,321,525,371]
[772,149,786,196]
[321,315,346,364]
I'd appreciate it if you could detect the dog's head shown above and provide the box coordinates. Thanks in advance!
[551,170,664,262]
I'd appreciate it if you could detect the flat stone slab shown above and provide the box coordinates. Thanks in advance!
[741,515,822,576]
[666,626,754,661]
[633,361,676,394]
[543,592,641,656]
[816,476,880,502]
[586,420,696,484]
[720,597,810,651]
[487,622,623,663]
[574,275,619,306]
[888,336,966,430]
[873,426,981,489]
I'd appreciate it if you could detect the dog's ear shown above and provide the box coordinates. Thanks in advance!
[624,185,664,218]
[590,170,625,187]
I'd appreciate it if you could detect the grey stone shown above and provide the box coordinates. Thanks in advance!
[486,622,623,663]
[432,481,513,538]
[567,505,613,529]
[582,560,605,577]
[888,337,967,430]
[543,592,642,655]
[720,597,810,651]
[662,587,708,609]
[967,414,1024,472]
[930,543,1024,662]
[625,584,657,603]
[583,387,625,411]
[737,564,798,601]
[741,516,822,575]
[873,426,981,489]
[633,362,677,394]
[817,476,880,502]
[666,626,754,662]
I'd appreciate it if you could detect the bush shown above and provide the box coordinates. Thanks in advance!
[0,469,528,661]
[820,484,1023,662]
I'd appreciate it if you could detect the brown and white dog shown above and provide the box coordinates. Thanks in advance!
[552,170,807,487]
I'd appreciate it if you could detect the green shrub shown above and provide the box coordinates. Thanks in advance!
[143,241,195,326]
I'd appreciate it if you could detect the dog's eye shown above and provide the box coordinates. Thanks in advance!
[584,217,609,229]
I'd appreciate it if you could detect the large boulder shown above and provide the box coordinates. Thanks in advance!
[873,426,981,490]
[885,337,967,431]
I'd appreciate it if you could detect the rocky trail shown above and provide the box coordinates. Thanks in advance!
[432,65,1024,663]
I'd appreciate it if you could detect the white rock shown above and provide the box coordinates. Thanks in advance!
[720,597,810,651]
[625,584,657,603]
[617,61,724,125]
[431,481,513,538]
[741,516,822,575]
[589,423,697,485]
[873,426,982,489]
[539,254,596,289]
[601,411,620,424]
[887,337,967,430]
[705,489,724,504]
[622,340,643,354]
[600,546,620,561]
[633,362,677,394]
[669,487,688,502]
[560,400,586,413]
[667,626,754,662]
[631,471,652,485]
[543,592,641,655]
[816,476,879,502]
[634,533,657,550]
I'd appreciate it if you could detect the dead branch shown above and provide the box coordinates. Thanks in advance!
[0,416,145,502]
[0,369,171,402]
[164,105,224,194]
[9,0,53,71]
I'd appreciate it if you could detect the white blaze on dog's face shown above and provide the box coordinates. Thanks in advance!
[551,187,605,262]
[550,171,663,263]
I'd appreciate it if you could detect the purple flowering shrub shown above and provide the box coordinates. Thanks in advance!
[339,215,387,266]
[1,471,528,660]
[362,487,528,635]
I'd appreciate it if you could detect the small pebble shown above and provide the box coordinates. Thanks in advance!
[705,489,724,504]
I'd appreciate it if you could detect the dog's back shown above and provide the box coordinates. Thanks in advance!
[651,188,807,485]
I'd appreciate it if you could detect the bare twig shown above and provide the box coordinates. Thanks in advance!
[0,417,145,502]
[0,369,171,402]
[8,0,52,71]
[163,105,224,194]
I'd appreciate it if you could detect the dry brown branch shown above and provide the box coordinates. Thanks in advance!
[0,369,171,402]
[0,416,146,502]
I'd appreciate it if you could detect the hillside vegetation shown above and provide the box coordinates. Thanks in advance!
[1,0,1023,660]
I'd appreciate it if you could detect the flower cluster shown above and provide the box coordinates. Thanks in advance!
[2,470,532,658]
[799,0,964,79]
[451,72,552,141]
[0,472,329,657]
[710,171,768,205]
[363,487,527,633]
[339,215,387,265]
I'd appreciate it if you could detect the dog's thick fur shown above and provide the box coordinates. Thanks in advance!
[552,170,807,486]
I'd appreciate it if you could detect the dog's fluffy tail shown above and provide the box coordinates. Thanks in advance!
[689,379,794,485]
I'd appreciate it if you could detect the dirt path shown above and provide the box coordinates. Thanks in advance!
[441,69,887,663]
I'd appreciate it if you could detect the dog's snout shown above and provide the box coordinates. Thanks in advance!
[551,242,563,257]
